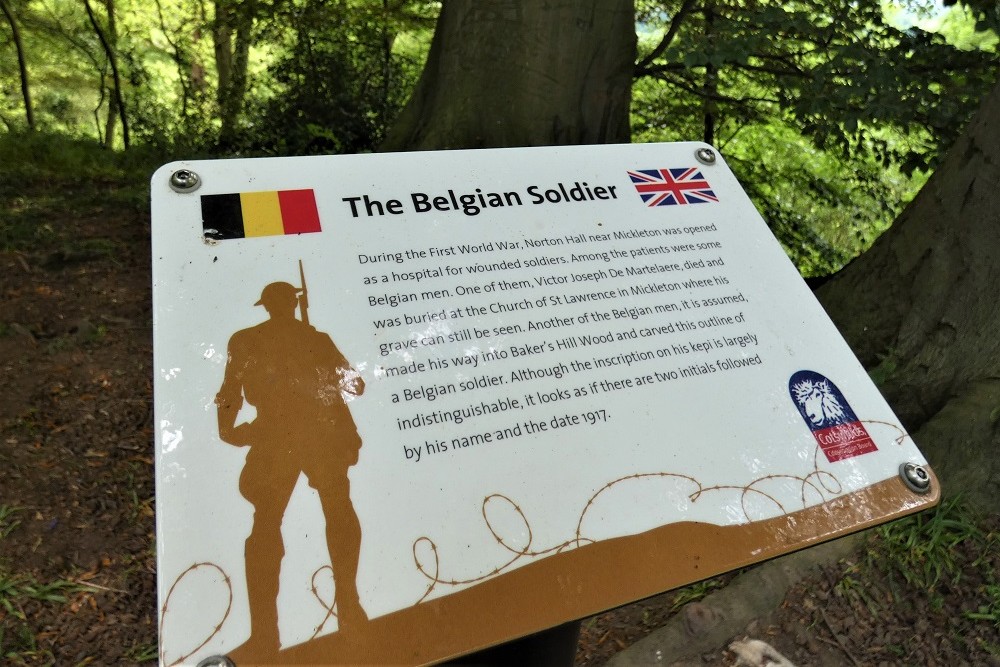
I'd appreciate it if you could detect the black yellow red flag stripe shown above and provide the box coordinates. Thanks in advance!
[201,190,321,240]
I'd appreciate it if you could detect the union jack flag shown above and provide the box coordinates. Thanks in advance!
[628,168,718,206]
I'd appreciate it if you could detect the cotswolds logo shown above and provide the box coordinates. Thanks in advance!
[201,189,322,241]
[789,370,878,463]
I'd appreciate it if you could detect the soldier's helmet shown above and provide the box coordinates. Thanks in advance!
[254,281,301,308]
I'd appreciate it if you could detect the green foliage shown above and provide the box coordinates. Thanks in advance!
[122,0,220,150]
[637,0,996,170]
[0,0,435,152]
[866,495,985,591]
[0,0,997,269]
[0,503,86,664]
[632,86,927,274]
[732,126,922,275]
[241,0,434,154]
[0,506,21,540]
[953,0,1000,37]
[0,131,161,254]
[632,0,990,273]
[887,1,1000,51]
[966,584,1000,627]
[0,0,146,144]
[668,576,726,611]
[124,642,159,662]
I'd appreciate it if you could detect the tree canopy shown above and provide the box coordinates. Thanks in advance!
[628,0,997,271]
[1,0,996,273]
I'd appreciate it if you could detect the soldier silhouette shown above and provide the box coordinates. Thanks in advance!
[215,273,366,653]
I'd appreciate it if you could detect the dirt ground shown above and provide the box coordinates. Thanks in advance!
[1,172,156,664]
[576,511,1000,666]
[2,165,998,666]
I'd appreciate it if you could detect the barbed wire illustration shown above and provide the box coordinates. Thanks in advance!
[159,562,233,666]
[159,419,912,660]
[409,421,910,601]
[307,565,340,640]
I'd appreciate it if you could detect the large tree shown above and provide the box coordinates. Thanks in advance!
[817,80,1000,511]
[627,0,997,275]
[212,0,255,146]
[631,0,996,173]
[381,0,637,149]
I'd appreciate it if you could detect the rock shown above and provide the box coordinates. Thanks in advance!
[682,602,721,637]
[728,638,797,666]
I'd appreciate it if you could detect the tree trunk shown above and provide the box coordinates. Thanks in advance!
[154,0,194,117]
[213,0,253,146]
[817,79,1000,511]
[379,0,394,135]
[102,0,118,147]
[381,0,636,151]
[0,0,34,129]
[213,0,233,99]
[378,4,634,661]
[83,0,129,148]
[702,4,716,146]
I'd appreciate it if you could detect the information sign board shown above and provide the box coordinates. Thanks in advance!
[151,143,938,666]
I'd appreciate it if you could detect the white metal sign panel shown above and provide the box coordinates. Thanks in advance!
[151,143,937,666]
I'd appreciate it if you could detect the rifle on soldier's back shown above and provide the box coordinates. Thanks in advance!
[298,260,310,326]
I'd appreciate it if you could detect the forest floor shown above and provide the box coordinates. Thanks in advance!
[575,502,1000,666]
[1,138,999,666]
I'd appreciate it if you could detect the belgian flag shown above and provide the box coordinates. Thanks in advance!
[201,189,322,240]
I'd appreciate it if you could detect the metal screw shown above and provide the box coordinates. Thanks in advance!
[197,656,235,667]
[899,462,931,494]
[695,147,717,165]
[169,169,201,193]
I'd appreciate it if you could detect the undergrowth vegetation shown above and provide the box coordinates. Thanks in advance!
[0,506,88,662]
[866,494,989,593]
[0,133,160,256]
[832,495,1000,657]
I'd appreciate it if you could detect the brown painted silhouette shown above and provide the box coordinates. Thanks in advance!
[223,474,935,665]
[215,278,366,653]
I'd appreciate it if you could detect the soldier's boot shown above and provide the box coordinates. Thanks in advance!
[321,480,367,632]
[244,530,284,653]
[331,543,367,631]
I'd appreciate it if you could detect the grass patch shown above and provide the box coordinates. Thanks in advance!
[835,563,883,615]
[0,131,163,255]
[124,642,158,662]
[0,568,90,663]
[0,622,49,665]
[823,496,1000,661]
[836,495,1000,632]
[0,569,87,615]
[966,584,1000,627]
[44,238,124,269]
[0,504,90,664]
[669,576,726,612]
[865,494,984,591]
[0,131,164,191]
[0,507,21,540]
